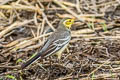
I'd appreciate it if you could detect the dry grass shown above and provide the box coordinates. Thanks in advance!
[0,0,120,80]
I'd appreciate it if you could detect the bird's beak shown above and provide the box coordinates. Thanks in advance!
[72,18,75,21]
[71,18,75,24]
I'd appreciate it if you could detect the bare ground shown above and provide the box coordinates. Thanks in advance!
[0,0,120,80]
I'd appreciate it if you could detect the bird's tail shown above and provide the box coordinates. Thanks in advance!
[21,52,42,69]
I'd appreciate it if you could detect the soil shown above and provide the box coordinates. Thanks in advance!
[0,0,120,80]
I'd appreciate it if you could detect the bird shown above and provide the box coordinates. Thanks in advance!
[21,18,75,69]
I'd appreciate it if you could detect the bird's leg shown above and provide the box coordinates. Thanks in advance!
[66,47,70,53]
[49,56,53,67]
[56,52,62,65]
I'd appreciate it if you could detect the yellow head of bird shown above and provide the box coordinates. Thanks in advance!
[63,18,75,29]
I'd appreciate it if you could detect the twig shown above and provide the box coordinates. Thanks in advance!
[0,19,34,38]
[0,4,37,11]
[0,0,12,5]
[76,0,81,13]
[0,65,21,69]
[84,36,120,39]
[61,1,76,7]
[88,59,110,76]
[39,0,53,2]
[2,38,29,47]
[11,32,52,51]
[42,12,55,31]
[53,0,105,23]
[53,0,85,22]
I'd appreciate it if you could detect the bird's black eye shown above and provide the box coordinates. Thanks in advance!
[69,20,72,22]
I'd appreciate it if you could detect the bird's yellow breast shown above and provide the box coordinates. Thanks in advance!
[55,43,69,59]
